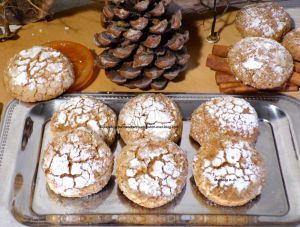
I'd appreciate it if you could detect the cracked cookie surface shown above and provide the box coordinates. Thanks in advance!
[116,138,188,208]
[235,3,292,41]
[4,46,74,102]
[228,37,293,89]
[193,139,265,206]
[190,96,258,145]
[118,93,182,144]
[42,129,113,197]
[51,96,117,145]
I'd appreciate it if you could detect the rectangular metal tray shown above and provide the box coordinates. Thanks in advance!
[1,93,300,226]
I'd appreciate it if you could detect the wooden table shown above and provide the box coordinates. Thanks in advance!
[0,3,300,111]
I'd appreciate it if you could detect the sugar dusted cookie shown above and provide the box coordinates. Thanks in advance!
[235,3,292,41]
[190,96,259,145]
[42,130,113,197]
[51,96,117,145]
[282,28,300,61]
[116,138,188,208]
[228,37,293,89]
[193,139,265,207]
[118,93,182,144]
[4,46,74,102]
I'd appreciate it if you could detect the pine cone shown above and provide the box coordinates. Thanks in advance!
[95,0,190,90]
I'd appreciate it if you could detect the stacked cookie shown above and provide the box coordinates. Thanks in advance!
[282,28,300,62]
[116,93,188,208]
[190,96,266,206]
[221,3,299,91]
[43,96,117,197]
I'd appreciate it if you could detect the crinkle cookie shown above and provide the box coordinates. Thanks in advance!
[193,139,265,207]
[282,28,300,61]
[42,130,113,197]
[116,138,188,208]
[228,37,293,89]
[4,46,74,102]
[190,96,258,145]
[51,96,117,145]
[118,93,182,144]
[235,2,292,41]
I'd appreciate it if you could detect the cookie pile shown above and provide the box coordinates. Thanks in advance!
[43,96,117,197]
[42,94,266,208]
[190,96,266,206]
[42,94,188,208]
[116,93,188,208]
[206,2,300,93]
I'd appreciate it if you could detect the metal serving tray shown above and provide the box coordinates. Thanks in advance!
[1,93,300,226]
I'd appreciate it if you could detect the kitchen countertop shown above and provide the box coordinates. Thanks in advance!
[0,2,300,111]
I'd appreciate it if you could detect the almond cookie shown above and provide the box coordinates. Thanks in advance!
[4,46,74,103]
[193,139,265,207]
[190,96,258,145]
[116,138,188,208]
[118,93,182,144]
[42,129,113,197]
[51,96,117,145]
[228,37,293,89]
[235,3,292,41]
[282,28,300,61]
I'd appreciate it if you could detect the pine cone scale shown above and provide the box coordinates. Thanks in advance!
[130,17,149,30]
[119,62,141,79]
[106,70,127,84]
[135,0,150,11]
[124,76,152,89]
[144,67,164,79]
[133,53,155,68]
[143,35,161,48]
[151,77,168,90]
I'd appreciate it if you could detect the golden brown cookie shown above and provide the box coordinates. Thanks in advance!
[190,96,258,145]
[235,3,292,41]
[193,139,265,207]
[282,28,300,61]
[51,96,117,146]
[116,138,188,208]
[42,129,113,197]
[228,37,293,89]
[4,46,74,102]
[118,93,182,144]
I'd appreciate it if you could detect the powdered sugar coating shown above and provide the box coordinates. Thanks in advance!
[228,37,293,89]
[282,28,300,61]
[235,3,292,41]
[118,93,182,144]
[4,46,74,102]
[51,96,117,145]
[190,96,259,145]
[42,130,113,197]
[201,141,260,192]
[116,138,188,208]
[193,139,265,206]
